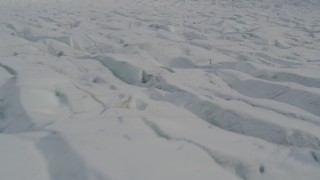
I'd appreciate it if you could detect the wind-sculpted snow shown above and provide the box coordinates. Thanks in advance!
[0,0,320,180]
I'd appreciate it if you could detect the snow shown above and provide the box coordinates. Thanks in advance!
[0,0,320,180]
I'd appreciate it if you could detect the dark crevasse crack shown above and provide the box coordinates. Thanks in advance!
[311,151,320,163]
[146,88,320,150]
[0,63,17,76]
[142,117,250,180]
[142,117,171,140]
[73,83,108,114]
[214,92,320,127]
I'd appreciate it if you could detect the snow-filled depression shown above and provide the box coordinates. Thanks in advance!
[0,0,320,179]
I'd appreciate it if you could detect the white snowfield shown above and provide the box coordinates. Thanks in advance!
[0,0,320,179]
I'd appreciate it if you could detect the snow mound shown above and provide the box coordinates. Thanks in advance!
[1,0,320,180]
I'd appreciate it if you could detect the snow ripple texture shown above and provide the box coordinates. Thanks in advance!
[0,0,320,180]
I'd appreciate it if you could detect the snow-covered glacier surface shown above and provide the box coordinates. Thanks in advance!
[0,0,320,179]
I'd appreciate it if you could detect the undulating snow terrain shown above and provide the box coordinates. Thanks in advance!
[1,0,320,179]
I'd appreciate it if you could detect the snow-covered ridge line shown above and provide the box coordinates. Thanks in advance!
[0,0,320,180]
